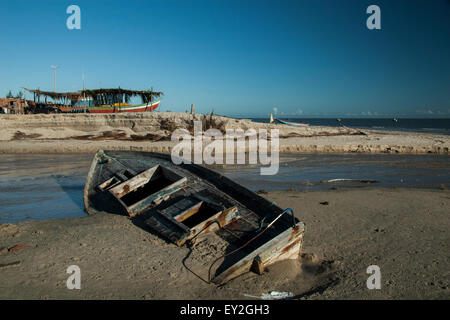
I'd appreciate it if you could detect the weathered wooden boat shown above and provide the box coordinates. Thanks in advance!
[83,150,305,284]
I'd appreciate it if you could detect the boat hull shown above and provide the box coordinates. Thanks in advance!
[56,101,160,113]
[83,150,305,285]
[276,118,309,126]
[88,101,160,113]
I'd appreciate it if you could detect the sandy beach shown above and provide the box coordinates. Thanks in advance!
[0,188,448,300]
[0,113,448,154]
[0,114,448,300]
[2,0,449,306]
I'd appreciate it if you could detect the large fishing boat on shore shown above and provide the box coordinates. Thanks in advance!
[23,87,162,114]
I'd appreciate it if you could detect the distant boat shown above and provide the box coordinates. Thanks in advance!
[270,113,309,127]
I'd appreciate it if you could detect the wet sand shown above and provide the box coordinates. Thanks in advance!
[0,188,448,299]
[1,153,449,223]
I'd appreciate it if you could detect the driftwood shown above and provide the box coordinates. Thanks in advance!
[0,261,21,270]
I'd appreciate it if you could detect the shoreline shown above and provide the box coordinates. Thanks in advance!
[1,187,448,299]
[1,152,448,224]
[0,139,448,154]
[0,113,448,154]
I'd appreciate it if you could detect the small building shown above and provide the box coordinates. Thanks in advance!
[0,98,38,114]
[0,98,24,114]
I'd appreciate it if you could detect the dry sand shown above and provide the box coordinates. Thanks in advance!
[0,113,448,154]
[0,188,448,300]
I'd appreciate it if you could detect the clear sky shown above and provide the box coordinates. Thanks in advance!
[1,0,449,117]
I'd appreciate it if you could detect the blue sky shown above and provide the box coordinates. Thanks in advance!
[1,0,449,117]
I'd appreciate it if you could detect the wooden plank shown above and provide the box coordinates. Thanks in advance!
[158,209,192,234]
[127,176,187,215]
[145,215,187,244]
[174,201,203,222]
[212,222,305,284]
[98,176,120,191]
[184,206,239,244]
[109,165,160,199]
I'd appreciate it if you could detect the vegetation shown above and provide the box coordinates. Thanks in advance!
[5,90,23,99]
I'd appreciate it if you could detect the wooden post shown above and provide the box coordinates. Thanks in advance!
[83,75,87,113]
[190,104,195,115]
[22,91,26,114]
[149,88,153,112]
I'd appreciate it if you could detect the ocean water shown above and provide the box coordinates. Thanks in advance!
[0,153,448,224]
[251,118,450,135]
[0,154,93,224]
[214,154,450,192]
